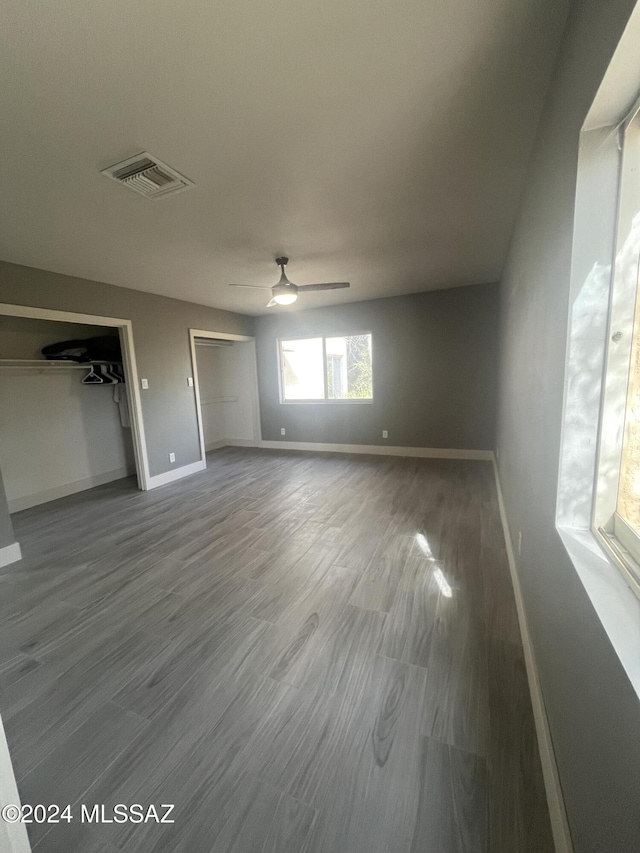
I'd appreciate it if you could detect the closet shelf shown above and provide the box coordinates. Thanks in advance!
[0,359,121,371]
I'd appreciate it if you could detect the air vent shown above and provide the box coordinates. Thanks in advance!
[100,152,194,199]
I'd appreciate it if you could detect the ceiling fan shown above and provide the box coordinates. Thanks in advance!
[229,257,350,307]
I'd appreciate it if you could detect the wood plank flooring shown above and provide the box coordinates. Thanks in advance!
[0,448,553,852]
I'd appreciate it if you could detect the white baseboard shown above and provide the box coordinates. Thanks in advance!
[205,439,259,452]
[0,542,22,569]
[205,439,227,452]
[492,459,573,853]
[226,438,259,448]
[8,468,134,513]
[258,439,493,460]
[147,459,207,489]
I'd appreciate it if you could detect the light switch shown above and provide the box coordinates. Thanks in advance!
[187,377,194,387]
[141,378,149,390]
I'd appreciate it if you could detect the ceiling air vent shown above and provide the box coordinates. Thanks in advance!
[100,152,194,200]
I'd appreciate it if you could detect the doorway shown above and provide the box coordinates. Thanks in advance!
[0,303,150,495]
[189,329,261,460]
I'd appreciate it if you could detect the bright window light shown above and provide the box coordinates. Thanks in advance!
[593,109,640,591]
[616,283,640,543]
[415,533,433,558]
[281,338,325,400]
[433,567,452,598]
[279,334,373,402]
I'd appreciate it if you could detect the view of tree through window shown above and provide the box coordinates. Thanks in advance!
[594,108,640,587]
[617,273,640,537]
[280,334,373,401]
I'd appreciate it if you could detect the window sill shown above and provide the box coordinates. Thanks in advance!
[279,400,374,405]
[557,526,640,701]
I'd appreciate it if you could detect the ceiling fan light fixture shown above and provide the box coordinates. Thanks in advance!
[272,268,298,305]
[273,291,298,305]
[229,255,349,306]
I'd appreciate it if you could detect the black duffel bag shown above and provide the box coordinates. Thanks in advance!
[41,335,122,363]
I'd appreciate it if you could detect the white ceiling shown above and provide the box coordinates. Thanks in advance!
[0,0,568,315]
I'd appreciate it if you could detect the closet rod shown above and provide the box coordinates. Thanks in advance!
[0,359,122,370]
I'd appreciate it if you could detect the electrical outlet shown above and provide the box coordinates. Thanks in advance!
[187,377,194,387]
[382,430,388,439]
[280,428,286,436]
[169,452,176,463]
[141,378,149,390]
[517,531,522,556]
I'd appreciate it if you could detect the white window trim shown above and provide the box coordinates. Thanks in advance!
[597,514,640,588]
[557,77,640,702]
[613,512,640,565]
[277,332,374,404]
[557,527,640,697]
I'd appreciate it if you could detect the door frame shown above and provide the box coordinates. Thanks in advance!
[0,714,30,853]
[189,329,261,463]
[0,302,151,490]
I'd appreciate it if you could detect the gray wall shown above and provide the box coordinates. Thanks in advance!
[0,472,15,549]
[496,1,640,851]
[256,284,498,450]
[0,261,254,478]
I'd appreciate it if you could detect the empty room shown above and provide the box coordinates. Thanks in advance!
[0,1,639,852]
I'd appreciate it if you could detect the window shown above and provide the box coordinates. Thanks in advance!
[600,256,640,578]
[279,334,373,402]
[614,270,640,566]
[593,102,640,592]
[556,21,640,700]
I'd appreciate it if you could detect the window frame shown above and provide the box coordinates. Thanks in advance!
[591,102,640,598]
[277,332,374,405]
[555,21,640,703]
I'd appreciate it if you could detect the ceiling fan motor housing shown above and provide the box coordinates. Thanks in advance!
[274,256,297,295]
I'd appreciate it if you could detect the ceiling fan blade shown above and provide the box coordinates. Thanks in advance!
[297,282,350,292]
[266,298,277,308]
[228,283,271,289]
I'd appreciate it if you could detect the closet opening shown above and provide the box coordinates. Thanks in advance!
[0,304,150,519]
[189,329,261,461]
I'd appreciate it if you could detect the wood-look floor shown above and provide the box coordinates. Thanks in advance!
[0,448,553,853]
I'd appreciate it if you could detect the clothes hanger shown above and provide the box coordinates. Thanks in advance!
[111,363,125,383]
[81,362,124,384]
[81,364,105,385]
[97,363,119,384]
[101,363,122,384]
